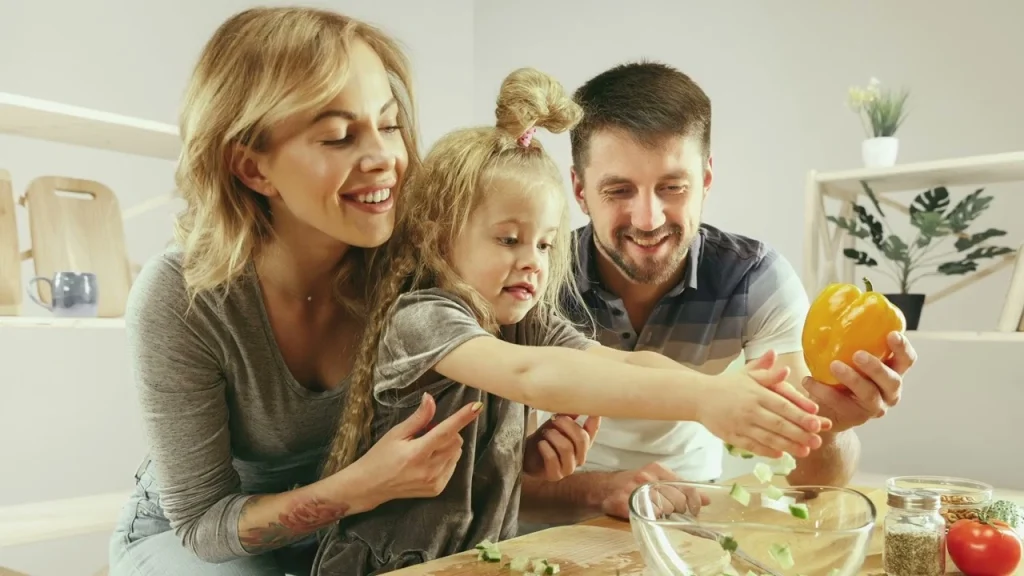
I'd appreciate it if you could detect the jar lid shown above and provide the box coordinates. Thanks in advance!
[887,488,941,510]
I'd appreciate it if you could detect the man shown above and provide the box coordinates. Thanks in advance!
[519,61,917,523]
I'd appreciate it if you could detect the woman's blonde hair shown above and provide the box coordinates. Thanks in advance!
[321,67,585,477]
[173,7,420,303]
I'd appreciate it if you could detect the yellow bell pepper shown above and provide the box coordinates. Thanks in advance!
[801,277,907,386]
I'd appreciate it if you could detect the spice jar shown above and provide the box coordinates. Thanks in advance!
[884,488,946,576]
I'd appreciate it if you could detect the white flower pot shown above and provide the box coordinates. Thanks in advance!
[862,136,899,168]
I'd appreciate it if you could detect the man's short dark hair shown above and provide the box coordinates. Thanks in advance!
[569,60,712,176]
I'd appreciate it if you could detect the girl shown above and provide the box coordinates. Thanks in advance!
[311,67,829,575]
[109,8,585,575]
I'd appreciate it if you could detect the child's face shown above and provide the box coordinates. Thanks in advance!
[452,176,563,325]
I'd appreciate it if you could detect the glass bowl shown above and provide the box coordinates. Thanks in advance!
[885,475,993,529]
[629,481,876,576]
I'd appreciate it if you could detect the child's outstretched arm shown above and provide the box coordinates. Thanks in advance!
[434,337,826,459]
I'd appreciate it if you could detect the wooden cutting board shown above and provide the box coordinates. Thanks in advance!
[22,175,132,317]
[387,525,729,575]
[0,169,20,315]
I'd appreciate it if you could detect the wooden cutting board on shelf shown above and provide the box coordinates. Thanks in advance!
[22,176,132,317]
[387,525,728,576]
[0,170,21,316]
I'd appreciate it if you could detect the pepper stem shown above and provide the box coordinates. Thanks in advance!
[862,277,874,292]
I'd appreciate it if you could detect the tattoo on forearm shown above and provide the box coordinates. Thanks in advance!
[239,495,351,553]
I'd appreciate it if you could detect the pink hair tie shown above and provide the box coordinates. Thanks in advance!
[517,126,537,147]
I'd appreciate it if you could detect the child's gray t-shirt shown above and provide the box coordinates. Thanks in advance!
[312,288,596,575]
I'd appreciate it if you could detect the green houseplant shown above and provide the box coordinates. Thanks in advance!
[848,77,910,168]
[828,182,1016,329]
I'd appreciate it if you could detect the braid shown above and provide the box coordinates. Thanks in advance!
[320,242,417,479]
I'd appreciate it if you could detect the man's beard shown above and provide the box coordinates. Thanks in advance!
[594,224,692,285]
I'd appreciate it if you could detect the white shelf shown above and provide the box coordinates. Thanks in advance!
[0,491,130,547]
[0,91,180,160]
[0,316,125,328]
[815,150,1024,198]
[906,330,1024,342]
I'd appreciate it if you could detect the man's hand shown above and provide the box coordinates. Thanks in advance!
[802,331,917,432]
[597,462,707,520]
[523,414,601,481]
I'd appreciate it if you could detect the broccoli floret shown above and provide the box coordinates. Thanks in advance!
[983,499,1022,529]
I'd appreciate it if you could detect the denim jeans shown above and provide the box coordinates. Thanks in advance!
[107,462,314,576]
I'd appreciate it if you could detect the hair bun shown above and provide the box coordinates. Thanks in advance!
[494,68,582,142]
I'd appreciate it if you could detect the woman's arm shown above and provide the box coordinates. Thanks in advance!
[127,259,374,562]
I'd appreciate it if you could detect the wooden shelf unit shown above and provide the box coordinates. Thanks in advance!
[0,92,181,326]
[0,92,180,160]
[803,151,1024,342]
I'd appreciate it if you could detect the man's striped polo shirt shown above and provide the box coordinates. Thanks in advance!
[542,222,809,482]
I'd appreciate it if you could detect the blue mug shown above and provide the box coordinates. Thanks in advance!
[27,272,100,317]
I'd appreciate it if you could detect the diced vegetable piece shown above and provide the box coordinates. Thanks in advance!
[474,539,495,550]
[481,548,502,562]
[753,462,773,483]
[729,483,751,506]
[544,563,560,575]
[746,571,758,576]
[719,534,738,552]
[827,570,840,576]
[763,485,785,500]
[769,452,797,475]
[769,543,795,569]
[725,443,755,459]
[510,556,531,571]
[789,502,810,519]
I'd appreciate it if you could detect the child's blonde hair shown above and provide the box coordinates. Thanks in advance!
[321,67,584,477]
[173,7,420,307]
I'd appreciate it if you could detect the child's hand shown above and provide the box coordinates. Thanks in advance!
[698,351,831,459]
[523,414,600,481]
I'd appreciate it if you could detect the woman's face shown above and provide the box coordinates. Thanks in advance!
[239,38,409,250]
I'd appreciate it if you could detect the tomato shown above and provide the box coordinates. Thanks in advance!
[947,518,1023,576]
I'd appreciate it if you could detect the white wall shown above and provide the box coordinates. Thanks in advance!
[0,1,475,574]
[474,1,1024,486]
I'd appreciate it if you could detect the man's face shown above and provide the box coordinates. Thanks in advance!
[572,128,712,285]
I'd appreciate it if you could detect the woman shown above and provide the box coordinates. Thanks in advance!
[108,7,593,575]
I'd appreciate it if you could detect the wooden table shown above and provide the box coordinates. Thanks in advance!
[391,473,1024,575]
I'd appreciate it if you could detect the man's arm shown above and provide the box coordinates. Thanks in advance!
[762,352,861,486]
[518,346,690,523]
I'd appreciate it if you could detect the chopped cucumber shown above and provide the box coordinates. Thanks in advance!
[510,556,531,571]
[763,485,785,500]
[543,563,560,574]
[719,534,738,552]
[474,539,502,562]
[729,483,751,506]
[753,462,773,483]
[827,569,840,576]
[769,452,797,475]
[769,543,794,569]
[725,443,755,459]
[789,502,810,519]
[479,548,502,562]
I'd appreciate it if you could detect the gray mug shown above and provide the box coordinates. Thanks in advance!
[27,272,100,317]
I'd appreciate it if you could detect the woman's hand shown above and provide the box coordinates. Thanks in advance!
[348,393,482,509]
[699,351,831,459]
[523,414,600,481]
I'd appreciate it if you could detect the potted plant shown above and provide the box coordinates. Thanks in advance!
[828,182,1016,329]
[848,77,910,168]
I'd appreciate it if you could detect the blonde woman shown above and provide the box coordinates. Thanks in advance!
[108,8,594,576]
